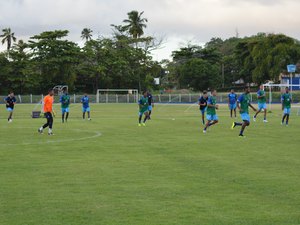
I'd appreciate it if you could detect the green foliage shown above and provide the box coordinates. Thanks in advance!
[235,33,300,84]
[0,27,17,50]
[1,19,300,94]
[178,58,221,90]
[28,30,81,92]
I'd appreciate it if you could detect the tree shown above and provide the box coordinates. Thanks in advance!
[28,30,81,92]
[177,58,221,91]
[235,33,300,84]
[122,10,148,39]
[0,28,17,51]
[81,28,93,42]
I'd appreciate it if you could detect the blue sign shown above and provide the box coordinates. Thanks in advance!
[287,64,296,73]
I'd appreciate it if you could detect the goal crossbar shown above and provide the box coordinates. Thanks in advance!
[96,89,139,103]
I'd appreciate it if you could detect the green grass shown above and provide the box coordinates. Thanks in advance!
[0,103,300,225]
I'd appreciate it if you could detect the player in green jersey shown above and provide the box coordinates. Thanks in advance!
[203,90,219,133]
[138,91,149,126]
[60,92,70,123]
[231,86,257,137]
[281,87,292,126]
[253,85,268,122]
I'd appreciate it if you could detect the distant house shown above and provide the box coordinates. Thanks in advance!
[280,73,300,90]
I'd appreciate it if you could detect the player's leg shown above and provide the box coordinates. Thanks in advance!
[203,119,211,133]
[138,111,143,126]
[285,108,290,125]
[39,113,50,133]
[65,107,69,122]
[239,120,249,136]
[208,115,218,127]
[286,114,289,125]
[253,105,262,121]
[7,108,13,122]
[203,114,213,132]
[142,112,149,125]
[62,109,65,123]
[201,110,205,125]
[281,113,287,124]
[234,104,237,117]
[48,113,54,135]
[263,104,267,122]
[231,121,242,129]
[82,107,86,119]
[87,108,91,120]
[148,106,152,119]
[239,113,250,136]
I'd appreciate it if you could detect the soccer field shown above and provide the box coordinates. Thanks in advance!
[0,103,299,225]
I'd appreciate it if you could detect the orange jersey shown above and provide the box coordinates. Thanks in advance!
[43,95,54,113]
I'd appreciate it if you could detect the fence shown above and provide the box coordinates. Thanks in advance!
[1,92,299,104]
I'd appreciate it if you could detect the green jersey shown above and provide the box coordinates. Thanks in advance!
[139,96,149,112]
[257,90,266,104]
[238,93,251,114]
[206,96,217,115]
[281,93,291,108]
[60,94,70,108]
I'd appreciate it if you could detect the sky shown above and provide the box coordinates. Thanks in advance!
[1,0,300,61]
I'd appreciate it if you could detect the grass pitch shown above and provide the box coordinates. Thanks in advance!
[0,103,300,225]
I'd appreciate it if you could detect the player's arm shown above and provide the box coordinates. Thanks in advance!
[5,97,9,106]
[281,95,284,110]
[237,101,241,111]
[237,96,243,112]
[138,100,143,109]
[207,103,218,109]
[199,99,205,106]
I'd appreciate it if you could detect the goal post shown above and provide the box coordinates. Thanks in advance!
[96,89,139,103]
[263,83,300,111]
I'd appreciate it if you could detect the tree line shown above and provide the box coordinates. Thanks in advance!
[1,10,300,94]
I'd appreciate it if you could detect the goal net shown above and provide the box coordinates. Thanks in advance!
[263,83,300,112]
[96,89,139,103]
[53,85,68,96]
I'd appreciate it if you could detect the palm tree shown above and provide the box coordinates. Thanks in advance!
[122,10,148,39]
[0,28,17,50]
[81,28,93,42]
[12,40,27,53]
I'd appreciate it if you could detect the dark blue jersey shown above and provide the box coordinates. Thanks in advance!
[147,94,153,105]
[5,96,16,109]
[198,96,208,110]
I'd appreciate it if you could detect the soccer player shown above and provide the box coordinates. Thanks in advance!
[138,91,149,126]
[38,89,54,135]
[147,91,154,119]
[231,86,257,137]
[81,93,91,120]
[253,84,268,122]
[203,89,219,133]
[60,91,70,123]
[228,89,237,118]
[198,90,208,125]
[5,91,16,123]
[281,87,292,126]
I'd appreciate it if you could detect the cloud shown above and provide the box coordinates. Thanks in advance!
[1,0,300,59]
